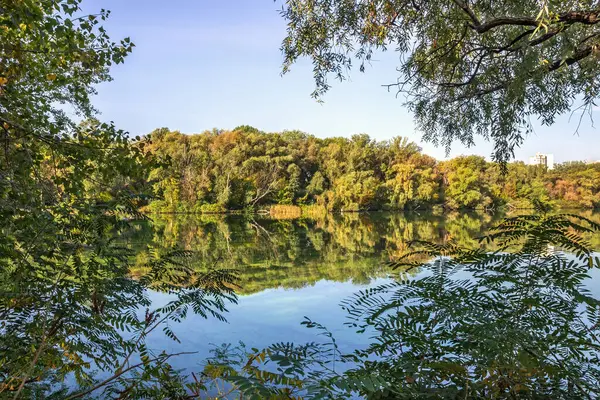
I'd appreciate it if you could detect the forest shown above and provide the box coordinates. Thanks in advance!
[142,126,600,213]
[2,0,600,398]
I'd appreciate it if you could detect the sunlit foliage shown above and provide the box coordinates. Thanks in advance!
[0,1,237,398]
[143,128,600,212]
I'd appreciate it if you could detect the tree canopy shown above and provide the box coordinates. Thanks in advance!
[143,127,600,212]
[278,0,600,161]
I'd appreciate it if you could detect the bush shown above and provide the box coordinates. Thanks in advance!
[200,203,227,214]
[145,200,176,214]
[269,204,302,219]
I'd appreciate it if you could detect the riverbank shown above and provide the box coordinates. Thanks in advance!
[141,203,599,219]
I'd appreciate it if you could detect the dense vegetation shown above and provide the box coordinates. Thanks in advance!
[143,127,600,213]
[0,1,237,398]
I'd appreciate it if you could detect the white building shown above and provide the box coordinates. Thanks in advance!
[529,153,554,170]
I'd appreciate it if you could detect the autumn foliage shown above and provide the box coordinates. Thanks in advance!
[142,127,600,212]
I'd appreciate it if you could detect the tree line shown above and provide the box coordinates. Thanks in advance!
[141,126,600,213]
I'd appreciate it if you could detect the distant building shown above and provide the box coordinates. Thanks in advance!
[529,153,554,170]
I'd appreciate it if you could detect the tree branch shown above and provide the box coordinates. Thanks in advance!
[464,9,600,34]
[439,51,487,88]
[473,16,539,33]
[547,44,596,71]
[452,0,480,27]
[66,351,197,400]
[449,43,598,103]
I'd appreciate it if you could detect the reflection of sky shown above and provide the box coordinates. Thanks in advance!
[588,263,600,298]
[145,278,392,372]
[145,253,600,374]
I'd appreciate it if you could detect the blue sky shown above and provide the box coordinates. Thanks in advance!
[87,0,599,163]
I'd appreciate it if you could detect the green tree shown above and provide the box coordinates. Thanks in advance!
[0,2,236,398]
[142,128,600,212]
[440,156,495,209]
[279,0,600,161]
[306,171,327,199]
[385,153,441,209]
[330,170,381,211]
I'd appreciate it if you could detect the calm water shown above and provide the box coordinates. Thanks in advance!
[128,211,600,372]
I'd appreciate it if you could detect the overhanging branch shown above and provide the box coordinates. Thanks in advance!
[451,2,600,34]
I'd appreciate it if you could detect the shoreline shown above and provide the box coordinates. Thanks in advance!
[142,205,600,216]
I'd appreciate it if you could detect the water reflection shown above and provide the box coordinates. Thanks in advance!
[127,211,600,378]
[129,210,600,295]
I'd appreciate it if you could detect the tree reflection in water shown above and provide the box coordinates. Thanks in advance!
[129,210,600,295]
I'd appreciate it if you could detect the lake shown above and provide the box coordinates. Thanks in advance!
[127,211,600,373]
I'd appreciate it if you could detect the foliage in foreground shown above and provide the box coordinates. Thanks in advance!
[278,0,600,163]
[207,213,600,399]
[0,1,239,398]
[2,1,600,398]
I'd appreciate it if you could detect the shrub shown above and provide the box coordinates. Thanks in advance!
[200,203,227,214]
[269,205,302,219]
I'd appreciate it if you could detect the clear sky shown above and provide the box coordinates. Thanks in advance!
[87,0,599,163]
